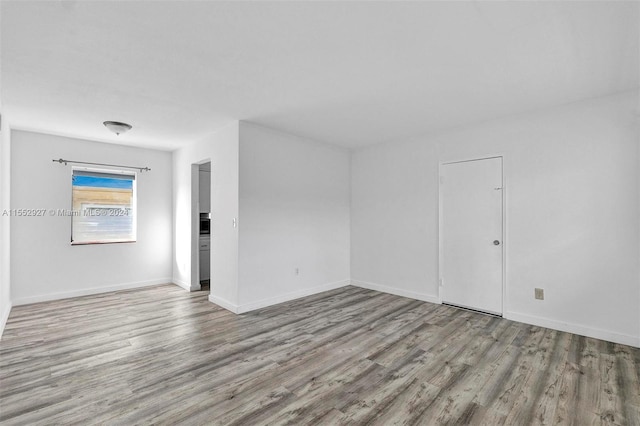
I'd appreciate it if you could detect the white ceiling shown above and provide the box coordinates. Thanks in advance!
[1,1,638,150]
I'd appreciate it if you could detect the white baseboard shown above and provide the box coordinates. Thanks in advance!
[208,280,351,315]
[350,279,440,304]
[348,280,639,348]
[173,279,200,292]
[173,279,190,291]
[0,301,12,340]
[208,294,240,314]
[505,311,640,348]
[12,278,173,306]
[236,279,351,314]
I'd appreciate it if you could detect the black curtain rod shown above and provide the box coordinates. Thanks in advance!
[52,158,151,172]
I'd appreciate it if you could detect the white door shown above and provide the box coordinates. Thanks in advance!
[440,157,503,315]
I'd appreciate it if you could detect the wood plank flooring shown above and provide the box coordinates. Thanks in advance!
[1,285,639,425]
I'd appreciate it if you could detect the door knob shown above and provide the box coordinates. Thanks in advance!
[493,240,500,245]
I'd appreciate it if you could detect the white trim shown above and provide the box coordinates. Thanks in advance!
[351,280,440,304]
[209,280,350,314]
[191,164,201,290]
[502,159,508,319]
[0,301,11,340]
[190,159,212,292]
[505,311,640,348]
[173,278,190,291]
[236,280,350,314]
[208,294,240,314]
[70,166,138,245]
[173,279,200,292]
[438,162,444,304]
[349,281,639,347]
[12,278,172,306]
[440,155,504,166]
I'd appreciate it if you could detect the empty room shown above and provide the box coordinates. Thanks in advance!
[0,1,639,425]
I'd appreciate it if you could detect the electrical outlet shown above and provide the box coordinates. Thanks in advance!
[535,288,544,300]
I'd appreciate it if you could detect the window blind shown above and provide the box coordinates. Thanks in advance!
[71,169,136,245]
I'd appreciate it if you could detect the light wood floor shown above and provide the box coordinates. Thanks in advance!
[1,285,639,425]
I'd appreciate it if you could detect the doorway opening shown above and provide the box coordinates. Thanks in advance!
[190,160,211,292]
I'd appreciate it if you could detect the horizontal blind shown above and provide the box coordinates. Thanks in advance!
[71,169,136,245]
[73,170,136,180]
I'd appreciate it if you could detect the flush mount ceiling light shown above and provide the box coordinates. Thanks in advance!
[103,121,132,136]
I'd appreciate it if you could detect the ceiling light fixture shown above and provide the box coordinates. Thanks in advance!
[103,121,132,136]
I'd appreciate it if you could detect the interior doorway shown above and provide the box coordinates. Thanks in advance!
[190,160,211,292]
[198,162,211,292]
[439,156,504,315]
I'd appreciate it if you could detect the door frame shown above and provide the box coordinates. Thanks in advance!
[437,154,507,316]
[190,159,212,292]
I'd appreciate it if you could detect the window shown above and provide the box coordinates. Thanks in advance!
[71,168,136,245]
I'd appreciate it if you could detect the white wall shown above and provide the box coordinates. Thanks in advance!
[0,114,11,337]
[351,138,440,303]
[237,122,350,312]
[0,23,11,333]
[172,122,239,308]
[10,131,173,304]
[351,91,640,347]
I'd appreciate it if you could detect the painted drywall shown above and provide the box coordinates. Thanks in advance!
[4,2,638,150]
[237,122,350,312]
[172,121,239,307]
[0,114,11,337]
[10,131,173,304]
[351,91,640,347]
[351,138,440,304]
[0,17,10,333]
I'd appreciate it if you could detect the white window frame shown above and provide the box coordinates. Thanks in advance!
[70,166,138,245]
